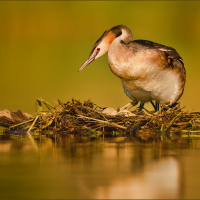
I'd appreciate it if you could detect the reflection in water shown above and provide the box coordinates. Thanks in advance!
[95,157,180,199]
[0,133,199,199]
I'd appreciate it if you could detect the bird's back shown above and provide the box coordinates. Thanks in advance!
[108,39,186,105]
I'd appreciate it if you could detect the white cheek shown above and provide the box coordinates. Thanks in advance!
[95,42,109,60]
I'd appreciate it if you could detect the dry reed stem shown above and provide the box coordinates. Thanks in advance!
[77,115,126,129]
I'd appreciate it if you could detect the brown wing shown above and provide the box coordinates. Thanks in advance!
[158,48,184,69]
[157,45,186,102]
[132,40,186,102]
[133,40,183,66]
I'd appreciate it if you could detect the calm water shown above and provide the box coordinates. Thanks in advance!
[0,133,200,199]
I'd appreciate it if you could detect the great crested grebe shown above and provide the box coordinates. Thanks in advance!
[79,25,186,112]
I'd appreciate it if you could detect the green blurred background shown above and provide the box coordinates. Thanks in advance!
[0,1,200,115]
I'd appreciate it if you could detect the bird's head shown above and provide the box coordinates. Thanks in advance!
[79,25,126,72]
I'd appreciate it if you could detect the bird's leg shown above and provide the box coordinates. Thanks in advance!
[119,100,138,112]
[136,102,144,111]
[150,101,156,110]
[150,101,160,112]
[156,101,159,112]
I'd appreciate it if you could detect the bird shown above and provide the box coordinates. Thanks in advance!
[79,25,186,112]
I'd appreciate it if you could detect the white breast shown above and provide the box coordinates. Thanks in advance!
[121,69,180,104]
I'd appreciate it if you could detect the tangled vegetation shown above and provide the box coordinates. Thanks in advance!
[1,98,200,141]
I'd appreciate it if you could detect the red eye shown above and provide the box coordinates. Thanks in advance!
[97,48,100,51]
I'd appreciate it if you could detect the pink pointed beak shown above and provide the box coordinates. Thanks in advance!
[78,54,96,72]
[78,48,100,72]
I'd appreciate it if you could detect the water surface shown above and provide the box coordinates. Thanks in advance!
[0,133,200,199]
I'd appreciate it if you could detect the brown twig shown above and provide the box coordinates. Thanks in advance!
[77,115,126,129]
[164,111,183,134]
[171,117,195,136]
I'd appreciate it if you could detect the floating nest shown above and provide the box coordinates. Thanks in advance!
[1,98,200,141]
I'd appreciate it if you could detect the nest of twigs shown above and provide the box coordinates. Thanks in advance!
[1,98,200,141]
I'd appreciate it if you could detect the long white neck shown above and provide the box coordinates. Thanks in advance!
[107,27,133,77]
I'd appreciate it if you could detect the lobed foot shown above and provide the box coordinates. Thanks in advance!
[119,100,138,112]
[118,100,138,116]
